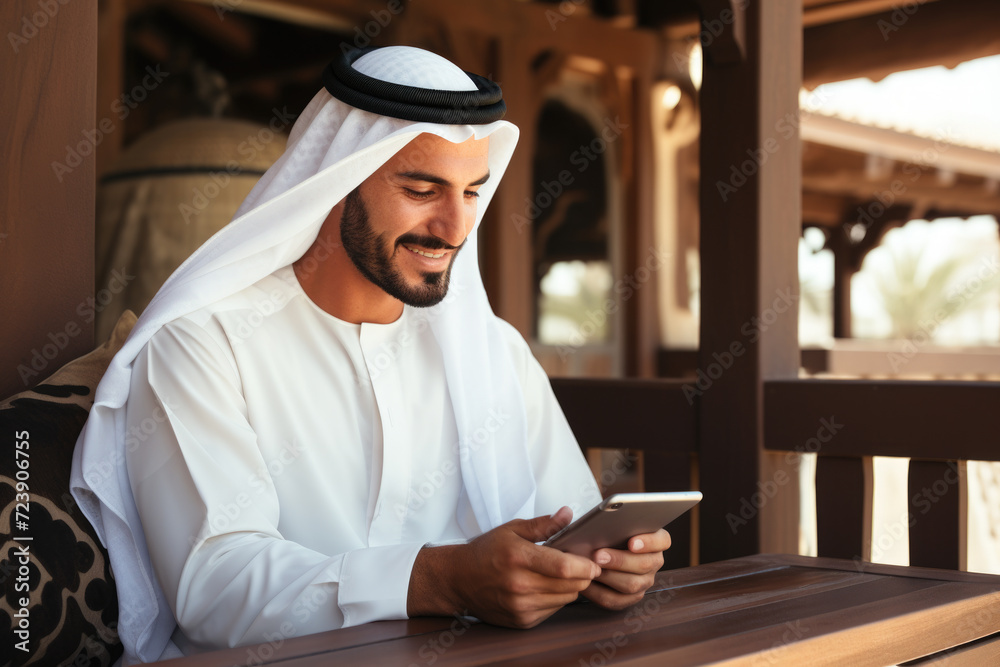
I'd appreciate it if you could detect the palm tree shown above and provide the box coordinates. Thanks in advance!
[865,230,1000,341]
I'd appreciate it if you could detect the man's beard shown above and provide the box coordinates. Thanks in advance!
[339,188,462,308]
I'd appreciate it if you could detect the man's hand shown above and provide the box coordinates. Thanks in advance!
[579,529,671,610]
[408,506,600,629]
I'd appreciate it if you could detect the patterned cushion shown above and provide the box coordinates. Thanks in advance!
[1,311,136,667]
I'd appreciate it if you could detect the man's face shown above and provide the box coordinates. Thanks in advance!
[340,133,490,307]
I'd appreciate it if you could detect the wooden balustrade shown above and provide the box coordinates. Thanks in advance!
[764,378,1000,571]
[552,376,997,573]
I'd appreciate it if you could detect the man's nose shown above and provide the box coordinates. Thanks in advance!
[427,192,474,248]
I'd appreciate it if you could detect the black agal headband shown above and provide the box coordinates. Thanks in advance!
[323,47,506,124]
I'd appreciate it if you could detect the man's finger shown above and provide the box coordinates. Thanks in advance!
[507,506,573,543]
[628,528,671,553]
[515,570,595,595]
[528,545,601,581]
[581,580,645,611]
[593,569,655,596]
[592,548,663,574]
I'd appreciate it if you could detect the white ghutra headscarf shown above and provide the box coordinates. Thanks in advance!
[70,46,535,665]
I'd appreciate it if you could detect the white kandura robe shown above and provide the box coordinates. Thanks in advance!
[124,264,601,653]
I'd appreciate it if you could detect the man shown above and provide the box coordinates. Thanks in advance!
[72,46,669,664]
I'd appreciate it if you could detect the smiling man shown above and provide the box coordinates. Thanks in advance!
[71,46,669,664]
[295,133,491,321]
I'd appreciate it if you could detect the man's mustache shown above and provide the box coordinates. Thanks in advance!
[396,234,464,252]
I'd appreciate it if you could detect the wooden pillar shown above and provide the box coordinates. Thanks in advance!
[625,65,659,378]
[829,228,854,338]
[697,0,802,562]
[485,34,536,336]
[1,0,97,398]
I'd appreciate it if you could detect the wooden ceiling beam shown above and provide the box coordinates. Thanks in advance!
[801,114,1000,181]
[804,0,1000,86]
[178,0,371,32]
[802,175,1000,220]
[803,191,848,226]
[800,0,942,27]
[167,2,256,56]
[407,0,657,70]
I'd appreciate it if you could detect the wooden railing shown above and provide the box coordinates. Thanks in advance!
[660,343,1000,380]
[800,340,1000,379]
[553,370,999,573]
[764,378,1000,570]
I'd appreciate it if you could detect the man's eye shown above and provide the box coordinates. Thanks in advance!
[464,191,481,199]
[405,189,434,199]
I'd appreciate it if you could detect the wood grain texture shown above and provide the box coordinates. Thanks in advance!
[0,0,97,397]
[152,555,1000,666]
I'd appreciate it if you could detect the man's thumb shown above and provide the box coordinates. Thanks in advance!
[510,506,573,543]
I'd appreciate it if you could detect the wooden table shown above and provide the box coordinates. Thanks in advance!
[156,554,1000,666]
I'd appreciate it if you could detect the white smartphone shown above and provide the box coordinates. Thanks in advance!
[542,491,702,557]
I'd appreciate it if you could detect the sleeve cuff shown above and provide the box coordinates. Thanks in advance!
[338,543,424,626]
